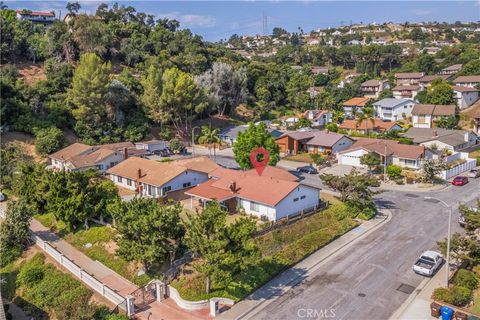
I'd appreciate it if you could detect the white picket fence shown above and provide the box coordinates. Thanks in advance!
[440,158,477,180]
[31,233,127,311]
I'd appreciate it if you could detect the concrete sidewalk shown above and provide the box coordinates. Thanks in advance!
[30,219,138,297]
[390,265,445,320]
[217,209,392,320]
[377,182,450,193]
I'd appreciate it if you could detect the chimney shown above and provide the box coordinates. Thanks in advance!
[137,168,142,179]
[123,147,128,160]
[229,181,237,193]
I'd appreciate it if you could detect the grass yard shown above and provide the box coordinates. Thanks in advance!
[34,213,140,282]
[171,203,358,302]
[283,153,314,164]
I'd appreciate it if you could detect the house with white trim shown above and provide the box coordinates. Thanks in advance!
[452,76,480,88]
[453,86,479,109]
[411,104,456,129]
[373,98,416,121]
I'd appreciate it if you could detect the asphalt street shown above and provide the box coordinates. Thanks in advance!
[241,180,480,320]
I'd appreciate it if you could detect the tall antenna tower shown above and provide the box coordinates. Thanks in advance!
[262,12,268,35]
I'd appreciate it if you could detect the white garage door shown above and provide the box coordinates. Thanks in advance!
[339,153,362,166]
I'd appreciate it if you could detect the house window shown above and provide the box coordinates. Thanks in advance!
[293,198,299,202]
[300,195,306,200]
[183,182,191,188]
[250,201,260,212]
[148,185,155,196]
[417,115,426,124]
[117,176,122,183]
[162,186,172,195]
[402,159,416,167]
[127,179,132,186]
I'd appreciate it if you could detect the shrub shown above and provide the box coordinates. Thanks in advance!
[358,207,376,220]
[449,286,472,306]
[454,269,479,290]
[387,165,402,180]
[326,123,338,132]
[310,154,326,166]
[169,138,185,154]
[433,287,451,302]
[17,266,44,286]
[34,126,65,155]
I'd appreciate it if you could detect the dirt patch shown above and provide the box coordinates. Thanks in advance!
[104,240,119,255]
[0,131,45,163]
[16,63,46,86]
[459,100,480,130]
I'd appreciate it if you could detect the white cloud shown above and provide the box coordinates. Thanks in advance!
[158,11,216,28]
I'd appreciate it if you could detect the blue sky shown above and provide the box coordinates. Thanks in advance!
[6,1,480,41]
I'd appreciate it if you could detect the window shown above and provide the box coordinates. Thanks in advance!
[402,159,416,167]
[162,186,172,195]
[127,179,132,186]
[148,185,155,196]
[183,182,191,188]
[417,115,427,124]
[117,176,122,183]
[250,201,260,212]
[300,195,306,200]
[293,198,299,202]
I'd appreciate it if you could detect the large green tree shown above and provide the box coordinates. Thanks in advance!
[233,122,280,169]
[418,79,456,105]
[114,199,185,272]
[67,53,111,141]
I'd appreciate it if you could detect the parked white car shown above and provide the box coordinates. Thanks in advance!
[413,251,443,276]
[467,169,480,178]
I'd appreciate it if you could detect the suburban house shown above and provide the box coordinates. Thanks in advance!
[411,104,456,128]
[403,128,478,152]
[419,74,451,89]
[49,142,137,173]
[453,76,480,88]
[473,112,480,135]
[185,166,321,221]
[302,110,332,127]
[361,79,390,98]
[106,156,219,198]
[394,72,424,85]
[311,66,329,75]
[342,97,370,118]
[134,140,168,153]
[392,85,422,99]
[453,86,480,109]
[339,119,402,134]
[373,98,416,121]
[219,124,283,147]
[275,131,354,155]
[337,138,429,170]
[438,64,462,75]
[16,9,55,26]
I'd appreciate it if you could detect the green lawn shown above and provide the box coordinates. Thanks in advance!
[34,213,139,282]
[171,203,358,301]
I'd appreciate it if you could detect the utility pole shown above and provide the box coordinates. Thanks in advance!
[383,140,387,182]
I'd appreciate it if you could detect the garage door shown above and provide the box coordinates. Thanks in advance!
[339,154,361,166]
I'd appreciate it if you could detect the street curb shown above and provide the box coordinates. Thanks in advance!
[388,275,433,320]
[377,183,451,193]
[224,209,392,320]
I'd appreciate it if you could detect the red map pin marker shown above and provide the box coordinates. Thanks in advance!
[250,147,270,176]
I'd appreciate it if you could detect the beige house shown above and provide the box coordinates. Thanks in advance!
[411,104,456,128]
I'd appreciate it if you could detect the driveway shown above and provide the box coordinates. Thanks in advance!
[320,164,367,176]
[226,178,480,320]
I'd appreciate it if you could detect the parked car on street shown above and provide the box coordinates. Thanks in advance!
[413,251,443,276]
[153,149,170,157]
[297,166,318,174]
[467,169,480,178]
[452,176,469,186]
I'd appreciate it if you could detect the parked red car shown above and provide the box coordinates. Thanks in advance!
[452,176,469,186]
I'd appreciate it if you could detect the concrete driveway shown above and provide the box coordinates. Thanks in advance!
[320,164,367,176]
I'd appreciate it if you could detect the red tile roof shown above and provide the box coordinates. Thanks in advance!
[343,97,370,107]
[16,10,55,17]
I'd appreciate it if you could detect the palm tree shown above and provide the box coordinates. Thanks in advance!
[356,106,375,135]
[198,125,220,159]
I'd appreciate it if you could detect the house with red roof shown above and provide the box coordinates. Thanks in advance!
[16,9,56,25]
[185,166,321,221]
[275,131,354,155]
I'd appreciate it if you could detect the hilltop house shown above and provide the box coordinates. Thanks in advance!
[373,98,416,121]
[453,76,480,88]
[275,131,354,155]
[403,128,478,152]
[302,110,332,127]
[185,166,321,221]
[453,86,480,109]
[342,97,370,118]
[16,9,55,26]
[395,72,424,85]
[438,64,462,75]
[311,66,330,75]
[49,142,137,173]
[411,104,456,129]
[392,85,422,99]
[106,156,219,198]
[339,119,402,134]
[337,138,430,170]
[361,79,390,98]
[419,74,451,89]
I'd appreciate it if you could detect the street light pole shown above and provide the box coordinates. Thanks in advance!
[425,196,452,287]
[384,140,387,183]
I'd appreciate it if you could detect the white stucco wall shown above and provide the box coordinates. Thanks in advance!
[238,198,276,221]
[331,137,354,153]
[455,91,479,109]
[274,185,320,220]
[412,114,432,128]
